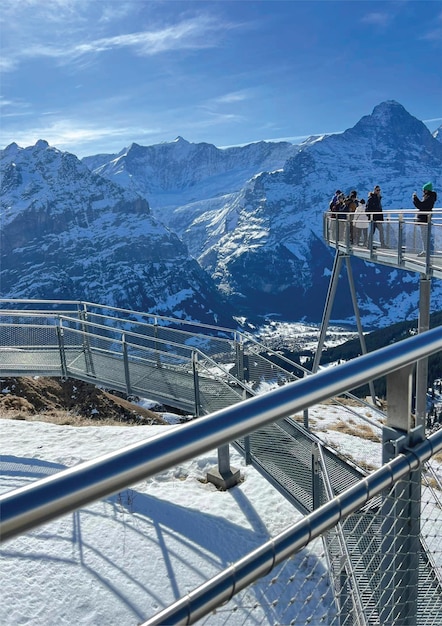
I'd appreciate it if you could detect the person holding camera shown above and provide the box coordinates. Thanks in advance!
[413,182,437,256]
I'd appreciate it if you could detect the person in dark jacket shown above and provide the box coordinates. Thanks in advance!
[365,185,385,247]
[413,182,437,256]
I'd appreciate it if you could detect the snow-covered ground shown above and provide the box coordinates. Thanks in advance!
[0,398,440,625]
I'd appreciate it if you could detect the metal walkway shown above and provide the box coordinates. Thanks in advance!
[1,300,442,624]
[324,208,442,279]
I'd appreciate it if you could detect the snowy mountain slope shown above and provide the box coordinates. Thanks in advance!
[193,102,442,324]
[82,137,297,212]
[0,141,234,325]
[2,102,441,329]
[83,101,442,327]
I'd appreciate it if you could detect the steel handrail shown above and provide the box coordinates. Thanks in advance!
[0,299,239,337]
[142,428,442,626]
[1,325,441,542]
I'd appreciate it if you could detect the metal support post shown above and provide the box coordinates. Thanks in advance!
[380,365,422,626]
[207,338,241,487]
[397,215,404,265]
[312,443,320,510]
[79,306,96,377]
[192,352,201,418]
[56,322,67,380]
[345,257,376,404]
[415,276,431,429]
[206,444,241,490]
[122,334,131,396]
[312,251,344,374]
[309,251,344,430]
[313,251,376,406]
[236,338,252,462]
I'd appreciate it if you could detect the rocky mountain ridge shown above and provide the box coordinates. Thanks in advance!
[1,101,441,329]
[83,101,442,326]
[0,140,235,326]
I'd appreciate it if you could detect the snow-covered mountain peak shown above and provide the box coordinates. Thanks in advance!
[34,139,50,151]
[2,101,442,329]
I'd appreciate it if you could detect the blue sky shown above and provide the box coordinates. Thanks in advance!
[1,0,441,157]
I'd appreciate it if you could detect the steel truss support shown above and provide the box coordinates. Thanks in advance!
[310,251,376,424]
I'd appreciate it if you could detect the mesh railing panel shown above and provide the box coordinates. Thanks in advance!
[0,323,59,349]
[314,453,442,626]
[199,540,336,625]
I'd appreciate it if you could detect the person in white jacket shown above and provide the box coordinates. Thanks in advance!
[353,199,369,246]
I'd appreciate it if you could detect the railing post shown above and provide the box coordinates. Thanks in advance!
[345,215,351,249]
[192,351,201,418]
[235,335,252,463]
[235,336,246,381]
[380,365,421,626]
[397,213,404,264]
[122,333,131,396]
[154,318,161,368]
[312,443,320,509]
[368,218,375,259]
[56,320,67,380]
[424,217,432,271]
[78,305,96,377]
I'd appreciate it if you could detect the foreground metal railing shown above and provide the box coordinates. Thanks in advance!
[2,325,441,540]
[1,320,442,623]
[142,429,442,626]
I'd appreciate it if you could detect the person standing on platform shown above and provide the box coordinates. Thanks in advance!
[365,185,385,247]
[354,199,368,245]
[344,190,358,243]
[413,182,437,257]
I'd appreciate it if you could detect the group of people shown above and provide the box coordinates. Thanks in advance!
[329,182,437,254]
[328,185,385,246]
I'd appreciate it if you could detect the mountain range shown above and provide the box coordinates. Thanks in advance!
[1,101,442,330]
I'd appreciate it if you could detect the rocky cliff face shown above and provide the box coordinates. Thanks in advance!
[0,140,234,325]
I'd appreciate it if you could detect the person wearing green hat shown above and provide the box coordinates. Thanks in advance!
[412,182,437,256]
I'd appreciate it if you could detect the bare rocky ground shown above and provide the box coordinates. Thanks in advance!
[0,376,171,426]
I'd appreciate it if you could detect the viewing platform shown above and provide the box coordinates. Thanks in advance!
[323,208,442,279]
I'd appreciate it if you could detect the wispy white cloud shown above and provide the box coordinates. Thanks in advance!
[420,27,442,42]
[210,91,252,105]
[360,12,392,28]
[76,17,222,56]
[0,117,161,154]
[1,14,232,71]
[98,2,135,24]
[0,56,18,72]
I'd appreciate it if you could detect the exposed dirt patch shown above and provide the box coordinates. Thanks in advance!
[0,377,169,426]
